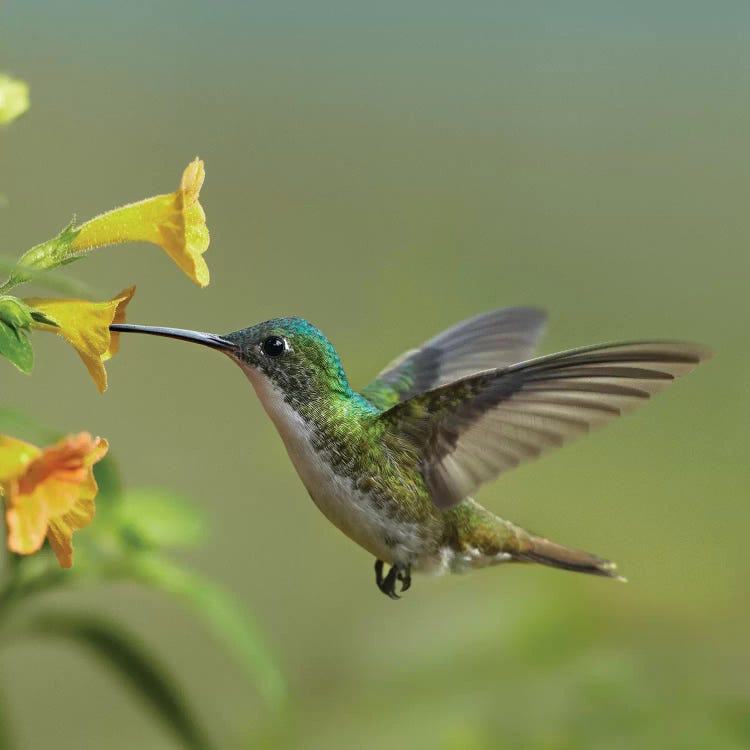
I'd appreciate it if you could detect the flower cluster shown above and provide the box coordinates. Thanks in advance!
[0,159,210,389]
[0,153,213,564]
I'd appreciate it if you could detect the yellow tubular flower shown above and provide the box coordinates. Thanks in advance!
[70,159,210,287]
[26,286,135,393]
[0,433,108,568]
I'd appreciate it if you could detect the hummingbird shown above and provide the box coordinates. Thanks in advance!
[111,308,708,599]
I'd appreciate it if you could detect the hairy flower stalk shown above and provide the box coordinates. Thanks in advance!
[71,159,210,287]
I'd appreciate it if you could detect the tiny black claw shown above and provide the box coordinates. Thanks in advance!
[383,565,400,599]
[374,560,412,599]
[397,567,412,593]
[374,559,385,588]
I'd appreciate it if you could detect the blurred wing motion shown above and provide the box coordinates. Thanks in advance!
[361,307,547,410]
[379,342,710,509]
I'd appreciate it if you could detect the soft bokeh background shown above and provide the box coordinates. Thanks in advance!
[1,1,748,748]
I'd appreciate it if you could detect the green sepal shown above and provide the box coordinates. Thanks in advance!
[0,295,58,329]
[2,219,81,291]
[0,319,33,373]
[0,295,33,329]
[29,309,59,327]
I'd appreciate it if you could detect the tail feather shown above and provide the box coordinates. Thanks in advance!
[518,534,626,581]
[449,502,625,580]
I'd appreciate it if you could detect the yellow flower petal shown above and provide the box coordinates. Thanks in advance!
[26,286,135,393]
[1,433,108,566]
[102,285,133,362]
[6,493,48,555]
[0,436,40,482]
[70,159,210,287]
[47,495,95,568]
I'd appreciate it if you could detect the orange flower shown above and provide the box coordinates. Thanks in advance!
[70,159,210,287]
[26,286,135,392]
[0,433,108,568]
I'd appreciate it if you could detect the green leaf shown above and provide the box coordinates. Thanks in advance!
[0,320,33,373]
[0,74,29,126]
[115,488,207,549]
[1,220,81,291]
[23,612,216,750]
[125,554,286,707]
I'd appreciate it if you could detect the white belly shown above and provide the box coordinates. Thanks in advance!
[245,373,422,564]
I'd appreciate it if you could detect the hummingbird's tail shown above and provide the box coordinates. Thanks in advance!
[517,534,625,581]
[447,501,624,580]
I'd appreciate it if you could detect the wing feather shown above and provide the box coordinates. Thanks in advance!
[378,341,710,509]
[361,307,547,410]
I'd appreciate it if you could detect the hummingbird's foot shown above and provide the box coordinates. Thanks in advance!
[374,559,412,599]
[396,566,411,592]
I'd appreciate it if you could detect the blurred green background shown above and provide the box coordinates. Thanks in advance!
[1,1,748,748]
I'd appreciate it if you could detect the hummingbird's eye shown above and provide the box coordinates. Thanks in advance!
[261,336,286,357]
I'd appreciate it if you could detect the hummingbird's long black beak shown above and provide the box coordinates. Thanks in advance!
[109,324,237,352]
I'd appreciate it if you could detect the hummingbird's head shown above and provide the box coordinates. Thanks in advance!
[109,317,352,403]
[221,317,351,399]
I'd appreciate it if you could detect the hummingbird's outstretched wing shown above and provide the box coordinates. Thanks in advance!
[378,342,709,509]
[361,307,547,410]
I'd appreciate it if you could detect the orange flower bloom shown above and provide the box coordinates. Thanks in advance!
[70,159,210,287]
[26,286,135,392]
[0,433,108,568]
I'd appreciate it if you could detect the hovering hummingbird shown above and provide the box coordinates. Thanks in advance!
[111,309,708,599]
